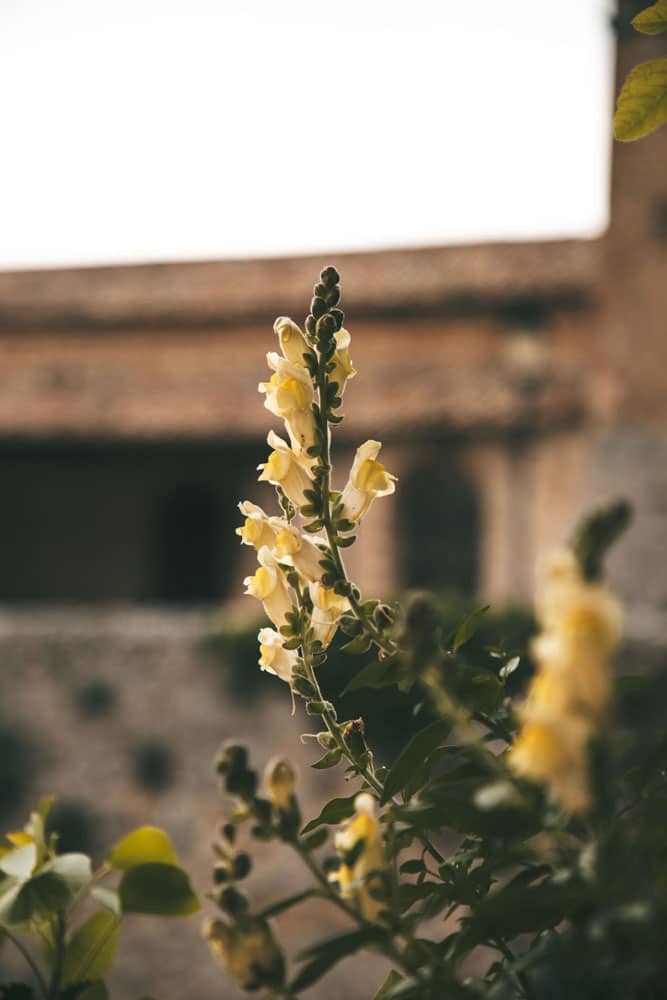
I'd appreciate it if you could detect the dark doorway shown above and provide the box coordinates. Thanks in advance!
[0,440,262,603]
[399,449,480,596]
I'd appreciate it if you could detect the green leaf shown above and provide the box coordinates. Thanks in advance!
[633,0,667,34]
[90,888,121,915]
[119,863,199,916]
[61,984,108,1000]
[459,879,589,949]
[373,970,403,999]
[291,927,383,992]
[44,854,92,895]
[5,872,71,925]
[340,634,373,655]
[108,828,178,871]
[614,56,667,141]
[300,795,358,835]
[0,845,37,880]
[381,721,452,805]
[452,606,490,652]
[341,657,411,695]
[311,749,343,769]
[0,986,37,1000]
[76,986,109,1000]
[62,911,119,986]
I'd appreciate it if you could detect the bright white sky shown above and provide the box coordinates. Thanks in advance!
[0,0,615,270]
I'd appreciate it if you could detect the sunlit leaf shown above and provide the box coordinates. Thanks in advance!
[372,969,403,999]
[633,0,667,34]
[108,828,178,871]
[44,854,92,895]
[0,845,37,881]
[90,888,121,915]
[614,56,667,141]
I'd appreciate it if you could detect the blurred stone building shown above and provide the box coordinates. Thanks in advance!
[0,15,665,636]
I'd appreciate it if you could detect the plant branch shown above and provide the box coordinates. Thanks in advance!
[1,924,50,999]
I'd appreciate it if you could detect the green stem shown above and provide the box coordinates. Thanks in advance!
[312,349,396,659]
[47,912,66,1000]
[1,924,50,998]
[291,837,423,984]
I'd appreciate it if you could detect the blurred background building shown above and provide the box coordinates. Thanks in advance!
[0,2,665,996]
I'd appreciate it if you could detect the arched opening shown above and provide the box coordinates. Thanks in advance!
[398,450,480,597]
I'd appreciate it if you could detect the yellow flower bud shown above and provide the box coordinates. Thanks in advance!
[265,756,296,810]
[274,316,310,366]
[329,327,356,395]
[202,916,284,992]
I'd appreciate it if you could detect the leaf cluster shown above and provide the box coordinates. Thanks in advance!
[0,800,199,999]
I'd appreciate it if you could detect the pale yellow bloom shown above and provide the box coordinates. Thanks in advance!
[272,523,325,582]
[236,500,283,550]
[333,793,387,922]
[202,916,284,992]
[243,546,294,629]
[329,327,356,395]
[509,547,622,815]
[257,627,297,683]
[508,714,592,815]
[265,756,296,810]
[274,316,310,366]
[257,431,314,509]
[309,582,350,647]
[259,353,316,452]
[340,440,396,522]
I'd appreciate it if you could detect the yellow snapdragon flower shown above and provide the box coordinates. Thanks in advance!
[508,548,622,814]
[309,582,350,647]
[273,524,325,582]
[259,354,316,453]
[340,441,396,523]
[332,793,387,922]
[236,500,282,550]
[243,546,294,629]
[257,431,314,509]
[202,916,284,992]
[257,627,297,683]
